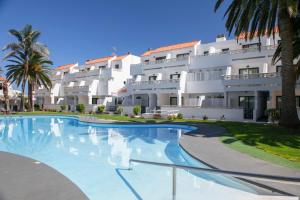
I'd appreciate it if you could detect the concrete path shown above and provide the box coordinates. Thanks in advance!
[179,123,300,197]
[0,152,88,200]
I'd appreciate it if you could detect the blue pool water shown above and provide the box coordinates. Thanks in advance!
[0,116,258,199]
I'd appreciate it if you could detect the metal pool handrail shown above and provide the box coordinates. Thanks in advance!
[129,159,300,200]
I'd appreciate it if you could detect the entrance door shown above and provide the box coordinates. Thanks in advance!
[239,96,255,119]
[170,97,177,106]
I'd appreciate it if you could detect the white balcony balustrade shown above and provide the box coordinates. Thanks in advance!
[64,85,90,95]
[127,79,180,93]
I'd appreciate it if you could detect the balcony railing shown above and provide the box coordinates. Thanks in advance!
[224,72,280,80]
[129,79,180,86]
[64,86,89,94]
[131,56,190,67]
[198,45,277,57]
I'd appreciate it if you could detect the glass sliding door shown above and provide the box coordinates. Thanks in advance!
[239,96,255,119]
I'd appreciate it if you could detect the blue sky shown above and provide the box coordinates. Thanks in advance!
[0,0,229,68]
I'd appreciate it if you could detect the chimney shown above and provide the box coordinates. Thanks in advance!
[216,34,226,42]
[147,48,152,51]
[127,52,131,55]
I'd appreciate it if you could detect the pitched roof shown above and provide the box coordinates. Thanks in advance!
[237,27,279,40]
[0,77,6,81]
[55,63,76,71]
[114,54,129,61]
[85,56,114,65]
[142,40,199,56]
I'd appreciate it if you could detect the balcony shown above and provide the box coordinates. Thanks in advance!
[131,56,190,72]
[223,72,281,91]
[64,86,90,95]
[127,79,181,93]
[35,88,51,96]
[65,68,112,81]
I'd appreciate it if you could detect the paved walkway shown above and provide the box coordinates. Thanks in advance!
[0,152,88,200]
[179,123,300,197]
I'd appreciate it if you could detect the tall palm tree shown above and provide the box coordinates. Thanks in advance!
[27,54,52,111]
[3,24,50,111]
[215,0,300,127]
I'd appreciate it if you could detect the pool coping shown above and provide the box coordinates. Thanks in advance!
[0,151,88,200]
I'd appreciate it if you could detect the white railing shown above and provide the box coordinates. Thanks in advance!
[64,86,89,93]
[198,45,277,57]
[224,72,280,80]
[131,56,190,67]
[128,79,180,86]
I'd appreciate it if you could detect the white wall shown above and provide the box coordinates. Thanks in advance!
[161,106,244,121]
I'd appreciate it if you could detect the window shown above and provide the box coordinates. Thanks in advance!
[149,75,157,81]
[176,53,189,59]
[170,73,180,80]
[276,65,282,73]
[239,67,259,75]
[170,97,177,106]
[242,43,261,49]
[0,83,2,90]
[63,71,68,75]
[222,48,229,53]
[86,68,90,71]
[98,65,106,69]
[92,98,98,105]
[203,51,209,56]
[115,64,120,69]
[155,56,166,63]
[144,60,149,64]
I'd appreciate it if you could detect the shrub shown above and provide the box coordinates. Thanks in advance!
[153,113,161,119]
[34,104,40,111]
[167,115,176,120]
[97,105,105,114]
[177,113,183,119]
[267,109,280,123]
[116,106,123,115]
[76,104,85,113]
[202,115,208,120]
[60,104,66,111]
[133,105,141,116]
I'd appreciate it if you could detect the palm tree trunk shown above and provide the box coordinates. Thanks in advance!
[278,0,300,127]
[28,81,33,112]
[3,81,10,114]
[19,80,26,112]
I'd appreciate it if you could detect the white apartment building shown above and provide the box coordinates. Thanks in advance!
[0,77,21,111]
[35,53,140,112]
[120,31,299,121]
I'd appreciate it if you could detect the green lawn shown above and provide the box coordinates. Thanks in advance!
[2,111,300,169]
[218,121,300,169]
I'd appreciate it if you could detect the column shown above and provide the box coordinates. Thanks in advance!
[224,92,228,108]
[88,95,92,105]
[177,92,182,106]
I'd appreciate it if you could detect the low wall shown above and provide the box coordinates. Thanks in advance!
[123,106,135,115]
[161,106,244,121]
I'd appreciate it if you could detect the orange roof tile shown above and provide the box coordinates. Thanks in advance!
[55,63,75,71]
[142,40,199,56]
[237,27,279,40]
[114,54,129,61]
[0,77,6,81]
[85,56,114,65]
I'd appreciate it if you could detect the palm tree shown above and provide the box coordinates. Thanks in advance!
[215,0,300,127]
[3,24,50,111]
[27,54,53,111]
[3,80,10,114]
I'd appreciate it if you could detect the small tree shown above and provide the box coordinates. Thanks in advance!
[177,113,183,119]
[76,104,85,113]
[34,104,40,111]
[60,104,66,112]
[97,105,105,114]
[267,109,280,124]
[133,105,141,116]
[116,106,123,115]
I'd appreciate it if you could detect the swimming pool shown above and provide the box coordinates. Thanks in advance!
[0,116,259,199]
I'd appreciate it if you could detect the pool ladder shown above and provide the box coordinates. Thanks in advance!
[129,159,300,200]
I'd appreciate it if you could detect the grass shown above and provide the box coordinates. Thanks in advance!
[218,121,300,169]
[2,111,300,169]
